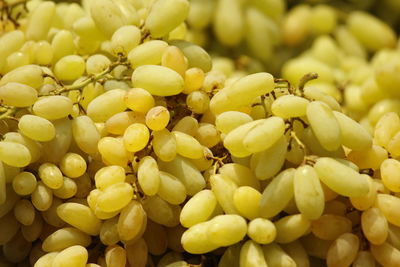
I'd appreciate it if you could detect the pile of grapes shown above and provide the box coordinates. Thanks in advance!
[1,0,400,266]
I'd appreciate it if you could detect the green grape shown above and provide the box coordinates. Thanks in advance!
[309,5,337,35]
[124,88,155,113]
[311,214,352,241]
[105,245,127,267]
[213,0,243,46]
[161,46,187,77]
[0,82,38,107]
[239,240,268,267]
[0,64,43,89]
[233,186,261,220]
[326,233,359,267]
[118,200,147,242]
[186,90,210,114]
[90,0,127,38]
[183,67,205,94]
[87,89,127,122]
[180,189,217,228]
[51,30,77,63]
[181,221,218,254]
[33,96,73,120]
[173,131,203,159]
[0,30,25,72]
[34,40,53,65]
[110,25,141,56]
[31,181,53,211]
[271,95,309,119]
[142,195,180,227]
[207,214,247,247]
[361,207,388,245]
[262,243,297,267]
[215,111,253,135]
[172,116,199,136]
[57,203,101,235]
[127,40,168,69]
[158,156,205,195]
[4,51,30,73]
[274,214,311,243]
[152,129,177,162]
[347,11,396,51]
[38,163,64,190]
[247,218,276,244]
[42,227,91,252]
[294,165,324,220]
[25,1,56,41]
[0,211,20,245]
[259,168,295,218]
[85,54,111,75]
[105,111,145,135]
[170,40,212,73]
[250,135,288,180]
[123,123,150,152]
[145,0,189,38]
[0,141,31,167]
[13,199,35,226]
[352,251,375,267]
[370,242,400,267]
[245,7,275,61]
[145,106,170,131]
[54,55,86,81]
[3,132,41,163]
[51,245,88,267]
[157,171,187,205]
[132,65,184,96]
[314,157,369,197]
[306,101,341,151]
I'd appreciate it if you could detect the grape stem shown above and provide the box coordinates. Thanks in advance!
[0,106,17,120]
[51,56,130,95]
[298,72,319,94]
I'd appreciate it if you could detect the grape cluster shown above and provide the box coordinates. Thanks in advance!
[0,0,400,267]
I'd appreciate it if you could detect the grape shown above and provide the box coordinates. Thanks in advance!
[132,65,184,97]
[87,89,127,122]
[0,64,43,89]
[54,55,86,81]
[0,82,38,107]
[90,0,126,38]
[247,218,276,244]
[213,0,243,46]
[314,157,369,197]
[259,169,295,218]
[326,233,359,267]
[38,163,64,190]
[233,186,261,220]
[347,11,396,51]
[111,25,141,56]
[293,165,324,220]
[128,40,169,69]
[57,203,101,235]
[42,227,91,252]
[180,189,216,228]
[145,106,170,131]
[124,88,155,113]
[86,54,111,75]
[51,245,88,267]
[51,30,77,63]
[262,243,297,267]
[25,1,55,41]
[145,0,189,38]
[311,214,352,241]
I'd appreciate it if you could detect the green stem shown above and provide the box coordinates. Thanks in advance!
[0,107,16,120]
[54,58,130,94]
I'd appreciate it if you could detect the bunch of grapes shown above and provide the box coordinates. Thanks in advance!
[1,0,400,267]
